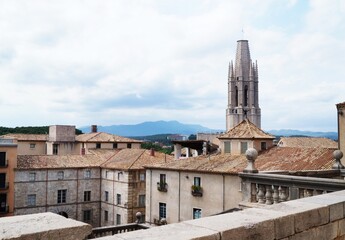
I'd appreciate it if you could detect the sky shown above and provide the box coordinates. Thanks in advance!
[0,0,344,132]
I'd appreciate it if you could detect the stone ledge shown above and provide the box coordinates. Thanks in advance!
[0,212,92,240]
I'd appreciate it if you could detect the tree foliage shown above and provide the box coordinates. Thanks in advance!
[0,126,83,135]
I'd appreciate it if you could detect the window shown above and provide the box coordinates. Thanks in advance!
[0,152,6,167]
[261,142,267,151]
[53,144,58,155]
[224,141,231,153]
[105,171,110,179]
[57,171,64,180]
[193,208,202,219]
[159,202,166,219]
[235,86,239,106]
[160,174,166,184]
[27,194,36,206]
[29,172,36,181]
[57,189,67,203]
[0,173,6,189]
[139,195,145,207]
[240,142,248,154]
[127,143,131,149]
[104,210,108,221]
[84,191,91,202]
[84,169,91,179]
[116,214,121,225]
[96,143,101,149]
[113,143,118,149]
[194,177,201,187]
[116,194,121,205]
[117,172,122,180]
[105,191,109,202]
[83,210,92,222]
[30,143,36,149]
[244,85,248,106]
[139,173,145,181]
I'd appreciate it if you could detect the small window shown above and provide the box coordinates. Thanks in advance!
[113,143,118,149]
[27,194,36,206]
[105,191,109,202]
[261,142,267,151]
[84,191,91,202]
[159,202,166,219]
[57,189,67,203]
[105,171,110,179]
[57,171,64,180]
[139,173,145,181]
[127,143,131,149]
[193,208,202,219]
[116,194,121,205]
[194,177,201,187]
[104,210,108,221]
[0,152,6,167]
[160,174,166,184]
[116,214,121,225]
[139,194,145,207]
[117,172,122,180]
[84,169,91,179]
[240,142,248,154]
[83,210,92,222]
[224,141,231,153]
[96,143,101,149]
[53,144,59,155]
[29,172,36,181]
[30,143,36,149]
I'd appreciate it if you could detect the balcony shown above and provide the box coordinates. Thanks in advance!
[157,182,168,192]
[0,159,8,168]
[239,170,345,205]
[191,185,203,197]
[0,205,9,214]
[88,223,149,239]
[0,182,9,190]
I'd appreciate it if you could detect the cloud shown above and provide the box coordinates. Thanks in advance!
[0,0,344,132]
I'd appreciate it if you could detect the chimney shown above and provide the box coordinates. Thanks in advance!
[91,125,97,133]
[150,148,155,156]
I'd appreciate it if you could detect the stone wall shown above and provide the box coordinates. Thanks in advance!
[0,212,91,240]
[101,190,345,240]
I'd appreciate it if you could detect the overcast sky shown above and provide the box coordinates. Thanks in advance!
[1,0,344,132]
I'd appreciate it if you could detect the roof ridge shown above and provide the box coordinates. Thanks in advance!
[128,149,146,170]
[246,119,254,137]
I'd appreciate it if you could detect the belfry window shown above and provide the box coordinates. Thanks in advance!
[235,86,239,106]
[244,85,248,106]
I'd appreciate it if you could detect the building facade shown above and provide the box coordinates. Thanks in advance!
[226,40,261,131]
[0,138,17,217]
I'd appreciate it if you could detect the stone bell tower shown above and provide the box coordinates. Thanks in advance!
[226,40,261,131]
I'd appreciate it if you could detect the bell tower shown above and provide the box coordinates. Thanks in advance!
[226,40,261,131]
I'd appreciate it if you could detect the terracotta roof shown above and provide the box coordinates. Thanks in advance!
[101,149,173,170]
[16,153,111,169]
[277,137,338,148]
[75,132,142,143]
[1,134,48,141]
[147,147,335,173]
[218,119,275,139]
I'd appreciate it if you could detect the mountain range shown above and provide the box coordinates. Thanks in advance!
[80,120,337,140]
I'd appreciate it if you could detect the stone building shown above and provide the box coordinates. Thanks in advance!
[145,145,337,224]
[0,138,17,217]
[226,40,261,131]
[337,101,345,163]
[14,148,172,227]
[1,134,48,155]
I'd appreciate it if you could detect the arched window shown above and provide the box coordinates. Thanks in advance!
[244,85,248,106]
[235,86,238,106]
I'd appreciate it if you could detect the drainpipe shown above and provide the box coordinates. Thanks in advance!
[150,169,152,224]
[178,171,181,222]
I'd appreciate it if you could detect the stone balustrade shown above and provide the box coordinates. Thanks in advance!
[88,223,148,239]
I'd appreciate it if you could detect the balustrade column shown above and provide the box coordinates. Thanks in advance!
[272,186,279,204]
[257,184,265,204]
[265,185,273,205]
[279,186,288,202]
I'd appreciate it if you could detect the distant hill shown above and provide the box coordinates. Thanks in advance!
[267,129,338,140]
[80,121,222,137]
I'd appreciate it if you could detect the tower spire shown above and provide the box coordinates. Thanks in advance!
[226,40,261,131]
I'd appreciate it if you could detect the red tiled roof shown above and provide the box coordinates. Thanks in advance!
[218,119,275,139]
[1,134,48,141]
[277,137,338,148]
[75,132,142,143]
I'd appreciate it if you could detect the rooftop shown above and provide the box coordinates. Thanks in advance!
[146,146,336,174]
[219,119,275,139]
[278,137,338,148]
[75,132,142,143]
[1,133,48,141]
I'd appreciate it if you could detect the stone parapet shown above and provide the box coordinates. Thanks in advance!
[0,212,92,240]
[98,190,345,240]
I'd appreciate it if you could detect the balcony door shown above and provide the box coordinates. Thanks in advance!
[0,173,5,188]
[0,193,6,212]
